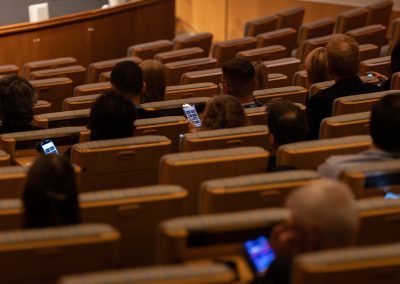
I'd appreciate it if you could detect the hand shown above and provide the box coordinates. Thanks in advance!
[269,223,304,259]
[368,71,388,85]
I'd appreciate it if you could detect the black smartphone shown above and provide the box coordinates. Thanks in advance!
[38,139,59,155]
[244,235,276,277]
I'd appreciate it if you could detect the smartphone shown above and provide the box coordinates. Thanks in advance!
[385,192,400,199]
[39,139,59,155]
[244,235,275,277]
[182,104,202,128]
[367,72,374,77]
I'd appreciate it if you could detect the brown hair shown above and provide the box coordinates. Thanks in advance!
[305,47,331,85]
[140,60,166,103]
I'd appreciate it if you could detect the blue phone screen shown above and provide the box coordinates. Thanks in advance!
[384,192,400,199]
[244,236,275,274]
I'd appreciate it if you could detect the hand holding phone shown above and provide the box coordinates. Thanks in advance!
[182,104,202,128]
[244,235,275,276]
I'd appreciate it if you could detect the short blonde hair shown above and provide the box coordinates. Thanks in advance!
[140,60,166,103]
[305,47,330,85]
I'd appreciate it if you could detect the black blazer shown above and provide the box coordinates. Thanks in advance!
[307,76,381,139]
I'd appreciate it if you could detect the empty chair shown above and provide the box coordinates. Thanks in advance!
[297,18,335,45]
[257,28,297,56]
[33,109,90,129]
[81,185,187,267]
[0,127,91,165]
[164,57,217,86]
[320,111,370,139]
[159,147,269,214]
[359,43,380,60]
[296,34,335,64]
[30,65,87,88]
[134,116,189,152]
[87,56,142,83]
[33,100,52,115]
[99,71,111,82]
[267,73,290,88]
[0,150,10,167]
[63,94,101,111]
[0,65,18,76]
[173,32,213,56]
[181,68,222,85]
[181,125,269,152]
[236,45,287,62]
[292,242,400,284]
[30,77,73,112]
[391,71,400,89]
[23,57,77,79]
[245,15,279,37]
[127,39,173,60]
[59,263,236,284]
[0,199,22,230]
[254,86,308,105]
[155,47,205,64]
[212,37,258,66]
[277,135,372,170]
[165,82,218,100]
[334,7,369,33]
[346,24,387,47]
[0,166,27,199]
[139,97,209,118]
[366,0,393,27]
[276,6,305,31]
[156,207,289,263]
[73,82,111,97]
[388,18,400,54]
[292,70,308,89]
[200,170,320,214]
[0,224,119,284]
[261,57,301,81]
[360,56,392,77]
[72,135,171,192]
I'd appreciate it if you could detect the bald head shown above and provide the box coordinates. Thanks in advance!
[286,179,359,249]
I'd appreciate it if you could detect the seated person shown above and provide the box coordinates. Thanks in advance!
[0,75,40,134]
[318,93,400,179]
[222,58,262,108]
[261,180,359,284]
[140,59,166,103]
[23,155,80,228]
[307,35,380,139]
[305,47,331,89]
[266,101,308,171]
[89,91,136,141]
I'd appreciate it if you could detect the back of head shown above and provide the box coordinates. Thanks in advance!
[370,93,400,153]
[267,101,307,146]
[326,34,360,79]
[286,179,359,249]
[89,91,136,141]
[0,75,36,131]
[111,61,143,98]
[202,95,248,130]
[222,58,255,100]
[140,60,166,103]
[305,47,331,85]
[23,155,80,228]
[391,40,400,74]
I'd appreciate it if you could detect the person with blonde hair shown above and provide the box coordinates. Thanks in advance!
[140,59,166,103]
[305,47,330,87]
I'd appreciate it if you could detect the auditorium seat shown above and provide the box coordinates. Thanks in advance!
[332,90,397,115]
[366,0,393,27]
[134,116,189,152]
[276,6,305,31]
[267,73,290,88]
[181,125,269,152]
[30,77,74,112]
[87,56,142,83]
[245,107,267,125]
[99,71,111,82]
[341,160,400,198]
[244,15,279,37]
[165,82,218,100]
[63,94,101,111]
[140,97,209,118]
[164,57,218,86]
[0,150,10,167]
[212,37,258,66]
[156,207,289,263]
[297,18,335,45]
[33,100,53,115]
[0,199,22,230]
[309,76,379,96]
[72,135,171,192]
[80,185,187,267]
[127,39,173,60]
[256,28,297,56]
[59,263,236,284]
[23,57,77,79]
[261,57,301,81]
[320,111,370,139]
[73,82,111,97]
[359,43,380,60]
[0,224,119,284]
[200,170,320,214]
[0,166,27,199]
[173,32,213,56]
[388,18,400,54]
[277,135,371,170]
[236,45,287,62]
[391,71,400,89]
[181,68,222,85]
[0,65,19,76]
[358,197,400,246]
[292,242,400,284]
[360,56,392,77]
[346,24,387,48]
[29,65,87,88]
[159,147,269,214]
[253,86,308,105]
[33,109,90,129]
[292,70,309,89]
[295,34,335,65]
[334,7,369,33]
[155,47,205,64]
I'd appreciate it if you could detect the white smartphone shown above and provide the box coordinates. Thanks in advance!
[182,104,202,128]
[39,139,59,155]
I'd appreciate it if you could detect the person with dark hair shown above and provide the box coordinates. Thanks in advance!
[222,58,262,108]
[0,75,39,134]
[318,93,400,179]
[307,35,380,139]
[110,61,144,105]
[23,155,80,228]
[266,101,308,171]
[89,91,136,141]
